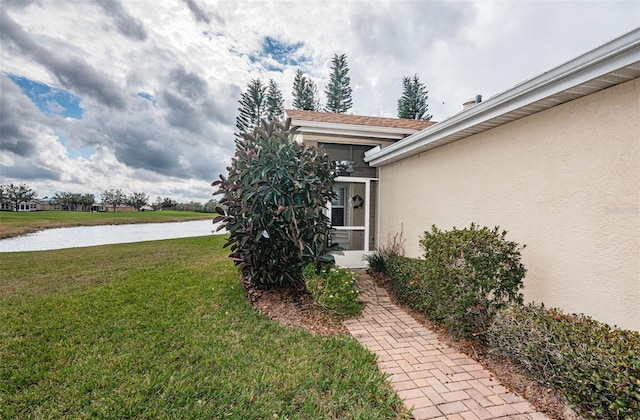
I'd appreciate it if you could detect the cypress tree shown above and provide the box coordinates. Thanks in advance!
[265,79,284,122]
[397,74,432,120]
[236,78,267,136]
[324,54,353,113]
[292,69,321,111]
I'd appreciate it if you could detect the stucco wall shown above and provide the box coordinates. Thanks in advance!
[378,78,640,331]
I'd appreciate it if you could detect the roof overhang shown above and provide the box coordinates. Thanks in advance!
[365,28,640,167]
[288,119,419,140]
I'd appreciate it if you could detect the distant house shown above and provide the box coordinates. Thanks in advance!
[16,200,37,212]
[0,198,57,212]
[89,203,134,212]
[96,203,134,212]
[34,197,61,211]
[290,28,640,331]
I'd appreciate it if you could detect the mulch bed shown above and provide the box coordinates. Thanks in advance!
[242,278,349,337]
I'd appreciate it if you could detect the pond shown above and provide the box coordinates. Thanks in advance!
[0,220,225,253]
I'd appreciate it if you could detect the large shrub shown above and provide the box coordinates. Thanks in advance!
[385,256,428,312]
[487,304,640,419]
[213,119,338,287]
[384,224,526,338]
[418,224,526,337]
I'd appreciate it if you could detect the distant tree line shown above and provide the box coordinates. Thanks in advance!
[155,196,219,213]
[0,183,219,213]
[235,53,432,136]
[100,189,144,211]
[52,191,96,211]
[101,190,220,212]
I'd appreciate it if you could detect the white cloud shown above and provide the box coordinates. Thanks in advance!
[1,0,638,203]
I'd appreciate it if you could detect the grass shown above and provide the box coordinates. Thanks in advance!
[0,210,213,239]
[0,235,408,419]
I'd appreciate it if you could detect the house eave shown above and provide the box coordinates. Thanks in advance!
[365,28,640,167]
[289,119,419,140]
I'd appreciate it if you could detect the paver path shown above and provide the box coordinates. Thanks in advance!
[344,275,550,420]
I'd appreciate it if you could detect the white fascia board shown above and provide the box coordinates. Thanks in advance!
[364,145,381,159]
[366,28,640,167]
[335,176,379,183]
[290,119,418,140]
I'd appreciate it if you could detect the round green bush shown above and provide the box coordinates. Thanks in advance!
[418,224,526,337]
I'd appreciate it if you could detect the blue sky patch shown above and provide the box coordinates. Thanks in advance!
[137,91,156,105]
[8,74,84,119]
[202,31,224,41]
[249,36,309,71]
[55,131,95,160]
[66,144,95,160]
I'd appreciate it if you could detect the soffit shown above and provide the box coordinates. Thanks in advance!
[455,61,640,137]
[459,65,637,132]
[367,61,640,166]
[366,28,640,167]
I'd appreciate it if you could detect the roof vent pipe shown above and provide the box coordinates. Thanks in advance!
[462,94,483,110]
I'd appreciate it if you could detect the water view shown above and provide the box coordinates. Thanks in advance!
[0,220,225,253]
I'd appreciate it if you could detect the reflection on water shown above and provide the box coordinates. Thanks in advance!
[0,220,225,253]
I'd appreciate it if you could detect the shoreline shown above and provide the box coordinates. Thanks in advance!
[0,212,214,240]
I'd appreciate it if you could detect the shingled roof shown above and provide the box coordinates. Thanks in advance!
[285,109,435,131]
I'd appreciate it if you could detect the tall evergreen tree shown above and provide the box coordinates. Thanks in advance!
[324,54,353,113]
[292,69,321,111]
[236,78,267,136]
[265,79,284,121]
[397,74,432,120]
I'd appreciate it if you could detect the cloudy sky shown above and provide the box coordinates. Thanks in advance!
[1,0,638,204]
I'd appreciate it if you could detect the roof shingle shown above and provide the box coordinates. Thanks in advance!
[285,109,435,131]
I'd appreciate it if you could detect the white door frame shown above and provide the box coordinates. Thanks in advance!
[328,176,377,268]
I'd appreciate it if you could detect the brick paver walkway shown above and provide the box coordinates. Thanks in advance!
[344,275,550,420]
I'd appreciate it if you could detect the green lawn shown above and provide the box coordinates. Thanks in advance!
[0,235,407,419]
[0,210,213,239]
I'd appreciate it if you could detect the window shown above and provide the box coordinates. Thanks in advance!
[331,186,346,226]
[319,143,377,178]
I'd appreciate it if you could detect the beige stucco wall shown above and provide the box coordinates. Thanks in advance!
[378,78,640,331]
